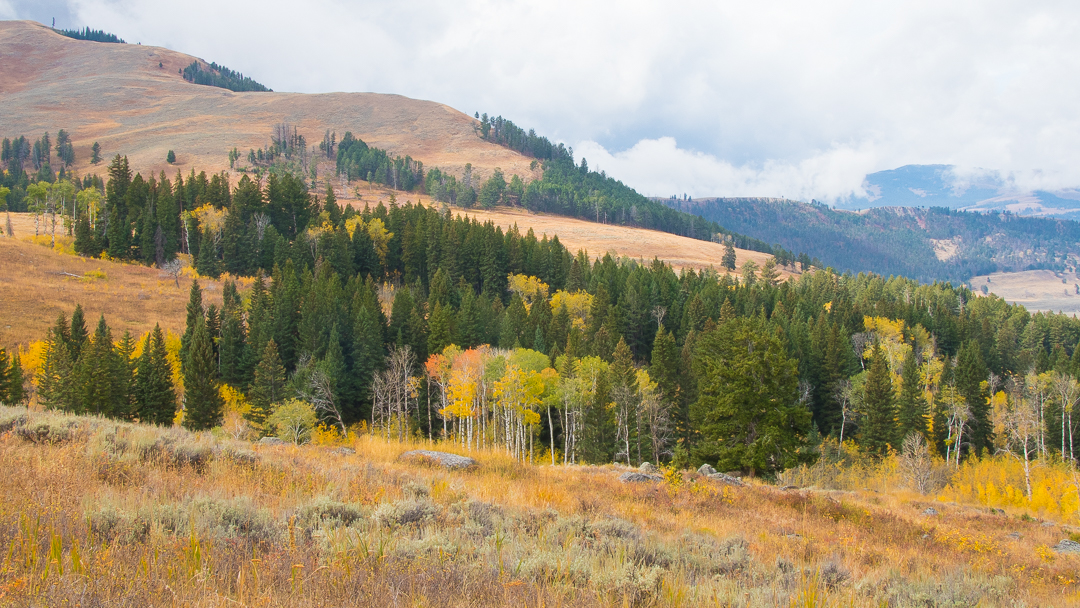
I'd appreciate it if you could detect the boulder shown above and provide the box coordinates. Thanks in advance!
[619,472,664,483]
[639,462,660,474]
[258,436,287,446]
[707,472,744,486]
[399,450,477,469]
[1053,539,1080,553]
[331,446,356,455]
[923,507,938,516]
[697,463,718,476]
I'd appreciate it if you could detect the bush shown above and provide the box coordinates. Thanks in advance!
[267,399,317,445]
[374,498,438,528]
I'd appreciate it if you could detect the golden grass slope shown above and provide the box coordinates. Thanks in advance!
[0,20,532,182]
[0,213,221,349]
[970,269,1080,315]
[1,404,1078,606]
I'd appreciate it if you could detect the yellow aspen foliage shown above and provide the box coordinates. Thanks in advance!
[507,274,549,311]
[549,290,593,329]
[189,204,227,236]
[344,216,364,238]
[367,218,392,265]
[939,456,1080,522]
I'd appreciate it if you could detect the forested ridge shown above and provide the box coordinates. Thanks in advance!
[5,152,1080,478]
[665,197,1080,283]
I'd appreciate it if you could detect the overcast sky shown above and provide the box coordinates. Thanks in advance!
[4,0,1079,201]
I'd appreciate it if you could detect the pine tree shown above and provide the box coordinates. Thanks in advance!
[181,279,203,365]
[69,303,89,360]
[861,343,896,456]
[7,353,25,405]
[956,340,992,456]
[722,242,737,271]
[38,315,76,410]
[896,348,929,441]
[650,327,680,406]
[0,348,10,403]
[247,339,286,434]
[183,316,224,431]
[114,330,138,420]
[427,302,453,355]
[137,324,176,425]
[77,315,121,416]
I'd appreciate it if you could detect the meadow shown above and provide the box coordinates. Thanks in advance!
[2,404,1080,607]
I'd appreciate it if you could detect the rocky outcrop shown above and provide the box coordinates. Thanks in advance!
[399,450,477,469]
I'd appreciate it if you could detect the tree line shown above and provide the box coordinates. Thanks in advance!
[57,26,124,44]
[181,61,271,93]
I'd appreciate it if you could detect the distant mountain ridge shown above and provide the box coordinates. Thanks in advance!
[661,196,1080,283]
[847,164,1080,221]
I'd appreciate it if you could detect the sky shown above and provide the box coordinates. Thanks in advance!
[4,0,1080,202]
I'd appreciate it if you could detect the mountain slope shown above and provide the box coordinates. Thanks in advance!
[0,20,531,181]
[664,197,1080,283]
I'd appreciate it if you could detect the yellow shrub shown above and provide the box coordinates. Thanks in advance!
[939,455,1080,523]
[82,269,107,281]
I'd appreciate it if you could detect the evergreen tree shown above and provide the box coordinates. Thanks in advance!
[7,353,26,405]
[247,339,286,434]
[69,303,89,360]
[690,317,811,475]
[722,242,737,271]
[183,316,224,431]
[896,348,929,441]
[649,327,679,406]
[181,279,203,364]
[38,314,76,410]
[115,330,138,419]
[77,315,120,416]
[427,302,453,355]
[956,340,992,456]
[137,324,176,425]
[861,343,896,456]
[0,348,9,403]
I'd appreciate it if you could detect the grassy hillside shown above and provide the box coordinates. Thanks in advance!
[0,20,531,182]
[0,219,222,349]
[1,404,1077,606]
[664,197,1080,283]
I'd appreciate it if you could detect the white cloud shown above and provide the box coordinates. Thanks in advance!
[9,0,1080,200]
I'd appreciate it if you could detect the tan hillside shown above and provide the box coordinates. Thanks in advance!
[0,213,220,349]
[0,20,532,181]
[970,269,1080,315]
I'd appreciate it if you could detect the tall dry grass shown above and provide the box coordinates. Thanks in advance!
[1,405,1079,606]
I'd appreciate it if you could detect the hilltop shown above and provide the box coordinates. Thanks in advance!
[0,20,532,181]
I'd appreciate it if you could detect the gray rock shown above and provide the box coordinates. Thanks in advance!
[639,462,660,474]
[1052,539,1080,553]
[923,507,938,516]
[1007,532,1021,540]
[399,450,477,469]
[331,446,356,455]
[258,436,287,446]
[619,472,664,483]
[707,472,744,486]
[697,463,718,476]
[780,485,798,491]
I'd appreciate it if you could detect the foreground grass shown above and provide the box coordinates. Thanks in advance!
[1,405,1078,606]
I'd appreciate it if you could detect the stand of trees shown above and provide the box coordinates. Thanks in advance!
[16,157,1080,478]
[57,27,125,44]
[181,61,271,93]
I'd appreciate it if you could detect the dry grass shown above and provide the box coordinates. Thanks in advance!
[970,269,1080,314]
[0,217,221,349]
[2,405,1078,606]
[340,186,790,275]
[0,20,531,183]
